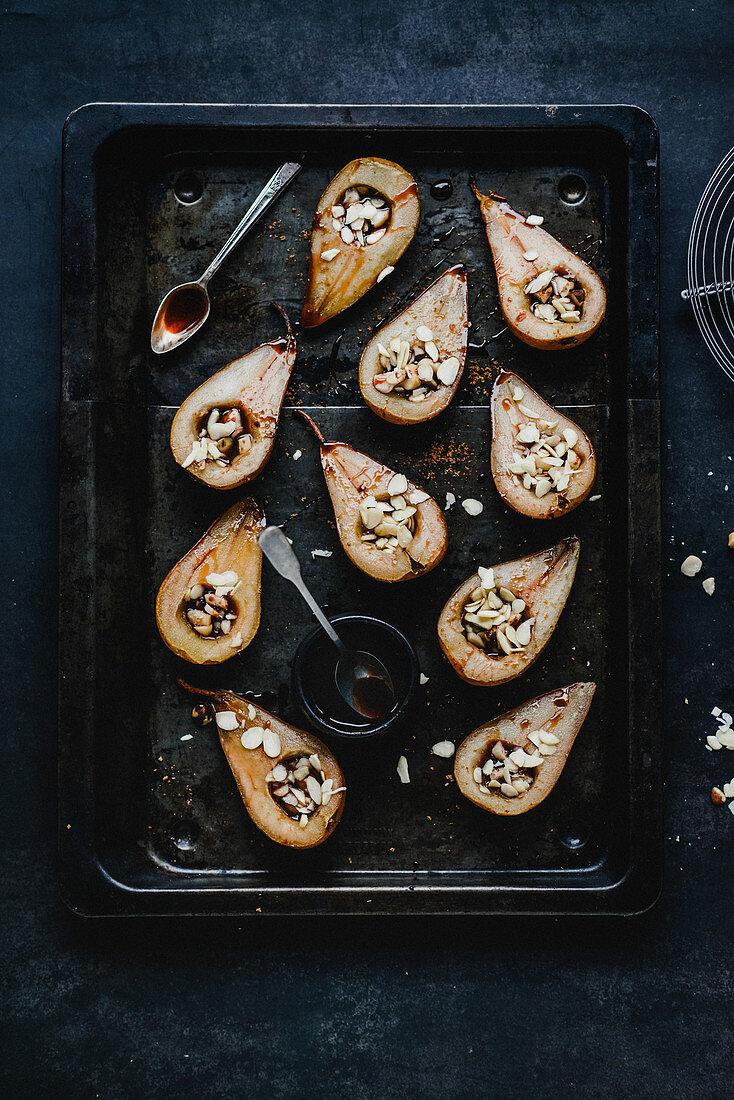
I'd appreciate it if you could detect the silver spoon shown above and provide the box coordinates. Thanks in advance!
[258,526,396,721]
[150,161,302,354]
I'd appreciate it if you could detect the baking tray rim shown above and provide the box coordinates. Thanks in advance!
[58,102,662,917]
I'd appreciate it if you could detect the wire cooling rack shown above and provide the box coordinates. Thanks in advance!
[683,147,734,382]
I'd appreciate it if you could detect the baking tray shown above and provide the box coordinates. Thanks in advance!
[59,104,661,916]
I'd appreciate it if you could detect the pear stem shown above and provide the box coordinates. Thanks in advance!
[294,408,326,444]
[178,678,222,701]
[469,175,505,203]
[271,302,294,346]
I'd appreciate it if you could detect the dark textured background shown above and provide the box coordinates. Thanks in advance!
[2,1,733,1096]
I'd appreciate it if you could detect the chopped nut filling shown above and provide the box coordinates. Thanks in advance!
[473,729,559,800]
[372,326,461,403]
[358,472,428,557]
[181,406,253,470]
[266,753,345,825]
[505,386,582,499]
[525,269,585,324]
[331,185,391,247]
[183,570,239,638]
[461,565,534,656]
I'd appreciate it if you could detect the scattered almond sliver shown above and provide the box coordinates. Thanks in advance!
[215,711,239,731]
[681,555,703,577]
[704,707,734,754]
[241,727,264,750]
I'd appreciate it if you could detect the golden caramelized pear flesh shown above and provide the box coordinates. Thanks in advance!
[491,370,596,518]
[296,411,447,582]
[437,536,580,686]
[454,681,596,815]
[358,264,469,424]
[170,305,296,489]
[301,157,420,328]
[179,682,345,848]
[156,498,264,664]
[471,182,606,350]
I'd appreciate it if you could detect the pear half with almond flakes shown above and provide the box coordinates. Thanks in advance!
[179,682,346,848]
[358,264,469,424]
[301,157,420,328]
[491,370,596,518]
[437,536,580,686]
[471,181,606,350]
[170,305,296,489]
[454,682,596,815]
[156,498,264,664]
[297,411,447,582]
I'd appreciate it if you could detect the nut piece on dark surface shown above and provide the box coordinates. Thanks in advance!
[191,702,213,726]
[710,786,726,806]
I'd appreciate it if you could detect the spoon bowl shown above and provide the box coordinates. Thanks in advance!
[335,648,395,721]
[151,280,210,355]
[293,615,418,739]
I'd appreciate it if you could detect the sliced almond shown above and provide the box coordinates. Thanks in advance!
[262,729,281,758]
[215,711,239,731]
[681,555,703,577]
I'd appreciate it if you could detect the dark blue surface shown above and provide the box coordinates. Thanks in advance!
[1,1,732,1095]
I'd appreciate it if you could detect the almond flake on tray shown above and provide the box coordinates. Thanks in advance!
[704,709,734,752]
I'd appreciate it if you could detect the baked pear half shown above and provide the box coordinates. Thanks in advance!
[297,411,447,582]
[471,181,606,350]
[454,681,596,816]
[156,498,264,664]
[358,264,469,424]
[180,682,345,848]
[301,157,420,328]
[170,306,296,489]
[491,370,596,518]
[437,536,580,686]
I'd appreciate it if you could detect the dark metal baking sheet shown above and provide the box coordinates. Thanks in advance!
[59,104,661,916]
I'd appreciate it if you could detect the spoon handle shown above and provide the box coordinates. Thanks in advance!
[199,162,302,284]
[258,527,347,655]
